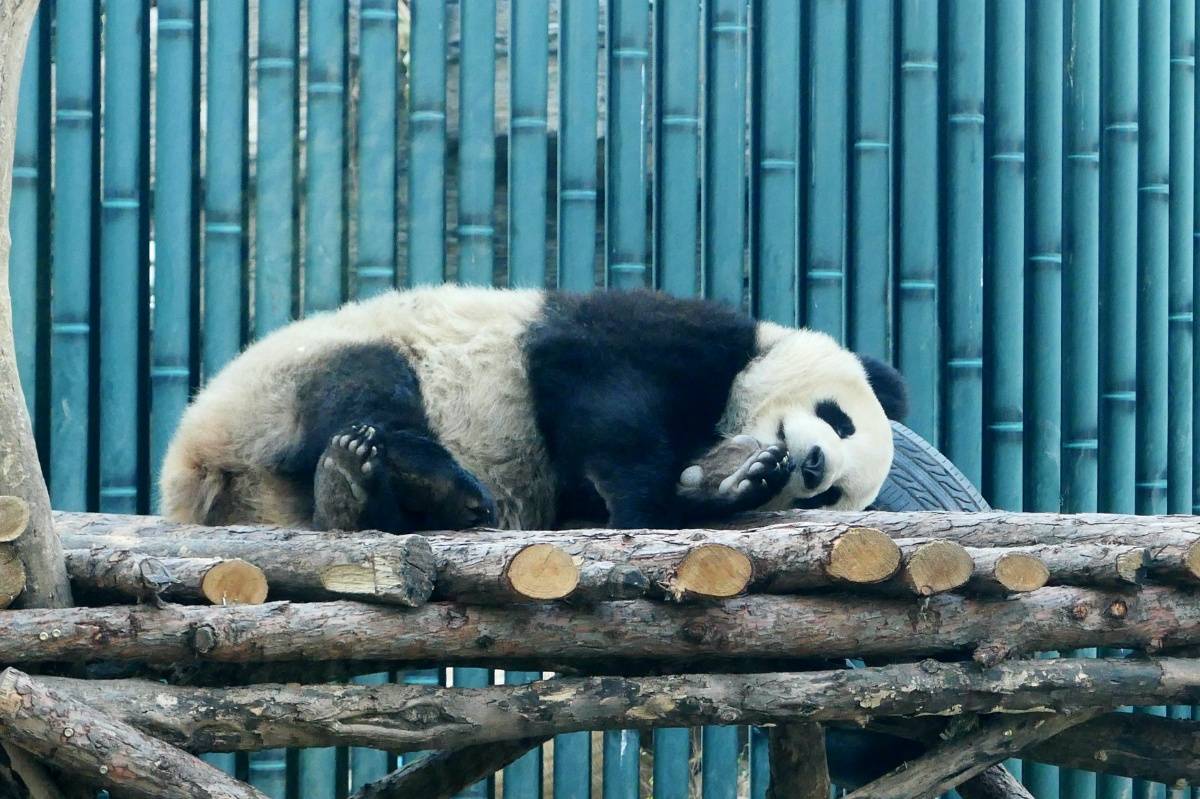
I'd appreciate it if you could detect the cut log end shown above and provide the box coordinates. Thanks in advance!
[0,544,25,609]
[1116,549,1149,585]
[201,559,269,606]
[826,527,902,584]
[668,544,752,600]
[0,496,30,543]
[902,540,974,596]
[1184,540,1200,581]
[506,544,580,600]
[992,553,1050,594]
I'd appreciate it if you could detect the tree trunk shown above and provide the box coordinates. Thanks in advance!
[0,0,70,613]
[0,586,1194,667]
[843,709,1105,799]
[768,723,830,799]
[58,517,434,606]
[0,668,266,799]
[32,658,1200,753]
[724,510,1200,582]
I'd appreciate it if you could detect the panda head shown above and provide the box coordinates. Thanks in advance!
[722,324,908,511]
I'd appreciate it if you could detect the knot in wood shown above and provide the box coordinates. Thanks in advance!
[1106,599,1129,619]
[1071,602,1091,620]
[191,624,219,654]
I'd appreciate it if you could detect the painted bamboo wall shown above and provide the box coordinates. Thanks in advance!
[8,1,1198,797]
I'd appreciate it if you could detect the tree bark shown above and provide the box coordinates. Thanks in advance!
[724,510,1200,582]
[0,542,26,607]
[31,658,1200,753]
[954,766,1034,799]
[57,516,434,607]
[0,668,266,799]
[349,738,549,799]
[843,709,1105,799]
[0,586,1195,667]
[0,0,70,613]
[54,511,906,598]
[768,723,830,799]
[65,549,269,605]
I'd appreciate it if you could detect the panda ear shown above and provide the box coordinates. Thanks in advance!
[858,355,908,421]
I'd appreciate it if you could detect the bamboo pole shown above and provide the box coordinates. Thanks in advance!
[607,0,651,291]
[942,0,985,489]
[407,0,447,285]
[457,0,497,286]
[557,0,598,292]
[355,0,399,297]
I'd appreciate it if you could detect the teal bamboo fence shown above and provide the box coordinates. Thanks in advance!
[9,2,1200,797]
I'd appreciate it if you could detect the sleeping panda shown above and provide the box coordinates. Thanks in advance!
[160,285,906,532]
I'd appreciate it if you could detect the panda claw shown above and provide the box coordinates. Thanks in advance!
[361,461,374,477]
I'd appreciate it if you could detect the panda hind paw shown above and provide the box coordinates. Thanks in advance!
[678,435,793,510]
[313,425,387,530]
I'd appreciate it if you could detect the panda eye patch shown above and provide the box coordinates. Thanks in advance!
[816,400,855,439]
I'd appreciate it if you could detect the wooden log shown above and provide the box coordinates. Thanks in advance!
[502,543,579,600]
[2,588,1199,667]
[965,550,1049,595]
[724,510,1200,582]
[54,512,904,599]
[0,543,26,608]
[57,517,434,607]
[768,723,830,799]
[65,549,269,606]
[0,0,72,613]
[843,709,1105,799]
[33,658,1200,753]
[573,561,650,601]
[349,738,549,799]
[0,668,266,799]
[891,540,973,596]
[986,542,1148,588]
[662,543,752,599]
[954,766,1035,799]
[0,496,29,542]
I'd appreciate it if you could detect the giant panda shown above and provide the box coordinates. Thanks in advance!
[160,285,907,532]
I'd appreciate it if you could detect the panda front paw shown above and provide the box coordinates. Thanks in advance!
[677,435,793,511]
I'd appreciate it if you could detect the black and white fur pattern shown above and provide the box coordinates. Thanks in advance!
[160,286,906,531]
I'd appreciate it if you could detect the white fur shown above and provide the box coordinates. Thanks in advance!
[160,285,557,529]
[719,323,895,511]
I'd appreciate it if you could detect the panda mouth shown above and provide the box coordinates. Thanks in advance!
[792,485,843,509]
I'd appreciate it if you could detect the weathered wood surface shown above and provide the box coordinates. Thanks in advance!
[350,737,549,799]
[65,550,268,605]
[2,586,1195,667]
[844,709,1104,799]
[57,515,434,606]
[0,0,71,613]
[54,512,906,599]
[0,668,266,799]
[768,723,830,799]
[34,658,1200,753]
[725,510,1200,581]
[954,766,1035,799]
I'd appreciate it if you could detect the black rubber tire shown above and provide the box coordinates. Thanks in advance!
[869,421,991,513]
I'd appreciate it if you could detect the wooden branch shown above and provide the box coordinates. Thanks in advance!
[0,668,266,799]
[768,723,830,799]
[33,658,1200,753]
[54,512,906,600]
[58,518,435,606]
[843,709,1105,799]
[3,587,1198,667]
[0,496,29,542]
[349,738,549,799]
[0,543,26,608]
[0,0,71,613]
[65,549,268,605]
[954,766,1034,799]
[725,510,1200,582]
[969,542,1147,589]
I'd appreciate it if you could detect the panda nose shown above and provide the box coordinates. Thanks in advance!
[800,446,825,488]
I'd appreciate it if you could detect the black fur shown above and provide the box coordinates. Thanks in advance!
[858,355,908,421]
[524,290,760,528]
[290,343,496,531]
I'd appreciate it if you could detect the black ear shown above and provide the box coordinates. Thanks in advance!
[858,355,908,421]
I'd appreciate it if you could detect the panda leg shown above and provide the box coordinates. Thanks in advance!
[313,424,497,532]
[313,424,404,531]
[675,435,793,519]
